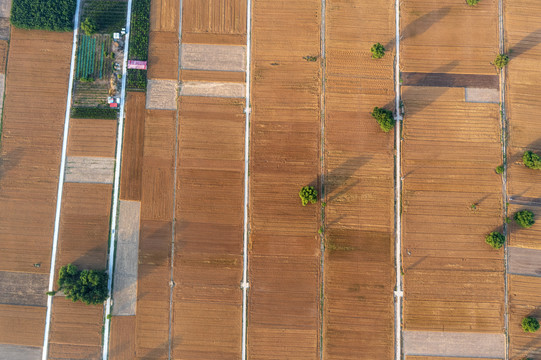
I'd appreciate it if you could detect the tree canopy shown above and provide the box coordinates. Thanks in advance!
[370,43,385,59]
[494,54,509,69]
[514,210,535,228]
[523,151,541,169]
[57,264,108,305]
[485,231,505,249]
[522,316,540,333]
[371,107,395,132]
[299,186,318,206]
[11,0,76,31]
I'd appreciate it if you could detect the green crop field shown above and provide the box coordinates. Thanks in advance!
[82,0,128,34]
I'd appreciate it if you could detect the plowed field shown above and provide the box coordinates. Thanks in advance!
[67,118,117,158]
[324,0,395,357]
[0,304,45,347]
[402,86,504,332]
[182,0,246,45]
[109,316,136,360]
[0,28,72,274]
[172,96,244,359]
[150,0,179,32]
[249,0,321,358]
[148,31,179,81]
[120,92,146,201]
[401,0,498,75]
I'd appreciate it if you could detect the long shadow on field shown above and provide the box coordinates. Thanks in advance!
[520,308,541,358]
[508,138,541,165]
[0,147,23,182]
[324,155,373,204]
[385,7,451,51]
[400,60,459,120]
[509,28,541,59]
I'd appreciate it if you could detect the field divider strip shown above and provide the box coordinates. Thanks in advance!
[241,0,252,358]
[394,0,403,359]
[319,0,326,357]
[498,0,509,357]
[42,0,83,358]
[102,0,133,357]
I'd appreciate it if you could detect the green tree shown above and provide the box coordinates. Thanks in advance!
[371,107,395,132]
[485,231,505,249]
[299,186,318,206]
[11,0,76,31]
[466,0,480,5]
[514,210,535,228]
[494,54,509,69]
[495,165,504,174]
[81,17,97,35]
[56,264,108,305]
[370,43,385,59]
[522,316,540,333]
[523,151,541,169]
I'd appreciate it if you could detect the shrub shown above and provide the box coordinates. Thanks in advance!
[371,107,395,132]
[81,17,97,35]
[72,107,118,119]
[303,55,318,62]
[466,0,480,5]
[57,264,108,305]
[126,0,150,90]
[485,231,505,249]
[523,151,541,169]
[494,54,509,69]
[11,0,76,31]
[514,210,535,228]
[299,186,318,206]
[495,165,504,174]
[522,316,540,333]
[371,43,385,59]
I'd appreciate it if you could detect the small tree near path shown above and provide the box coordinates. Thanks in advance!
[522,316,540,333]
[494,54,510,69]
[371,107,395,133]
[370,43,385,59]
[485,231,505,249]
[514,210,535,228]
[466,0,480,6]
[299,186,318,206]
[55,264,108,305]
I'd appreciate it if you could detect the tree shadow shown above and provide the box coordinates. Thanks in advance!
[0,147,24,182]
[385,7,451,51]
[508,137,541,165]
[405,255,428,272]
[509,28,541,59]
[323,155,373,204]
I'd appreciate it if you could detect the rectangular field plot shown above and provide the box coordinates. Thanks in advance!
[0,271,48,307]
[249,0,321,357]
[323,0,395,357]
[505,0,541,201]
[508,205,541,250]
[400,0,498,75]
[171,97,244,359]
[0,28,72,274]
[67,118,117,157]
[148,31,179,81]
[402,86,504,333]
[0,344,42,360]
[508,275,541,359]
[150,0,179,32]
[48,298,103,359]
[0,304,45,347]
[182,0,246,45]
[120,92,146,201]
[109,316,136,360]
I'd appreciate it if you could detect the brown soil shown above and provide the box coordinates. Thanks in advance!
[248,0,321,357]
[0,28,72,274]
[407,357,501,360]
[0,39,7,73]
[0,304,45,347]
[171,96,244,359]
[180,69,245,83]
[67,118,117,157]
[148,31,179,81]
[120,92,146,201]
[0,271,48,306]
[508,204,541,250]
[402,72,499,89]
[182,33,246,46]
[109,316,136,360]
[400,0,498,75]
[150,0,179,32]
[402,86,504,332]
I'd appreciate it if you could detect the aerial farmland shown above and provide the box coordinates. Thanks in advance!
[0,0,541,359]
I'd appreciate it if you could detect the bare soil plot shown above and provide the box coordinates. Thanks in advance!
[179,70,245,83]
[323,0,395,357]
[249,0,321,357]
[182,0,246,45]
[407,357,501,360]
[179,81,245,98]
[146,80,178,110]
[402,73,498,89]
[181,44,246,71]
[402,86,504,333]
[0,40,8,73]
[150,0,179,32]
[0,271,48,306]
[403,331,505,357]
[508,275,541,359]
[135,220,171,359]
[508,247,541,277]
[48,298,102,360]
[171,96,244,359]
[148,31,179,81]
[504,0,541,201]
[109,316,136,360]
[120,92,146,201]
[0,344,42,360]
[0,304,45,347]
[64,156,115,184]
[67,118,117,157]
[0,28,72,274]
[400,0,498,75]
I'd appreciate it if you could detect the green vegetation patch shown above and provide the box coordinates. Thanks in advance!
[494,54,509,69]
[485,231,505,249]
[127,0,150,90]
[514,209,535,228]
[299,186,318,206]
[522,316,540,333]
[55,264,108,305]
[523,150,541,170]
[495,165,504,174]
[466,0,480,6]
[371,107,395,132]
[370,43,385,59]
[72,107,118,119]
[82,0,128,34]
[11,0,77,31]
